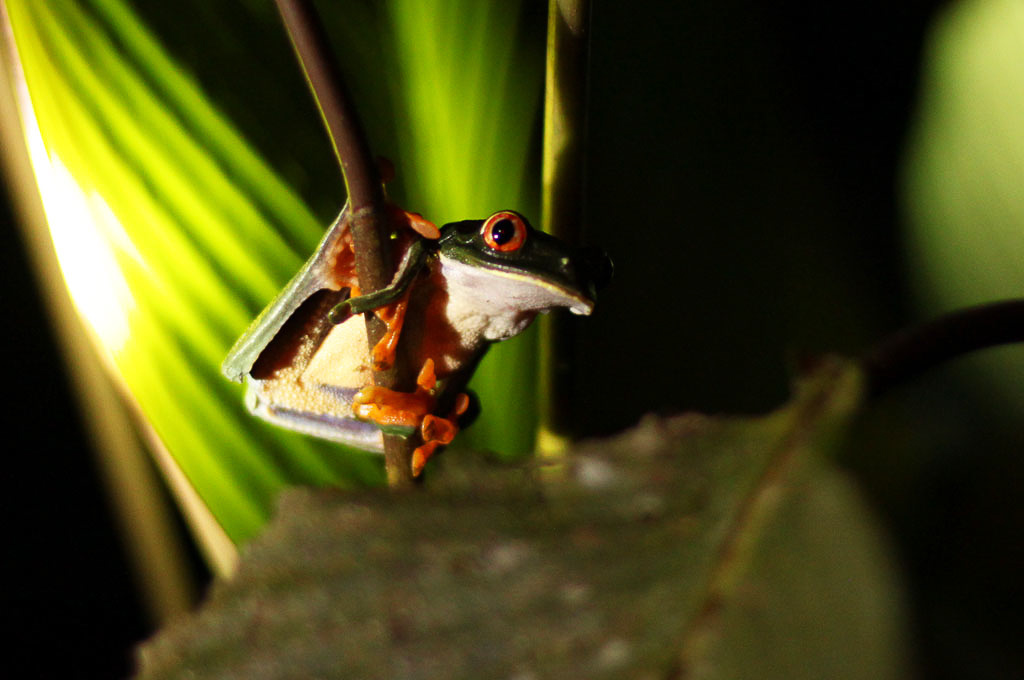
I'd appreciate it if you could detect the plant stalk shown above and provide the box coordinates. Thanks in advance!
[537,0,592,457]
[863,299,1024,398]
[273,0,416,487]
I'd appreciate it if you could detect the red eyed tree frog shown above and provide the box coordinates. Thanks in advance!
[222,206,611,476]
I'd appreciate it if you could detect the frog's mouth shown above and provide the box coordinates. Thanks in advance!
[526,245,612,315]
[484,266,596,316]
[443,245,612,317]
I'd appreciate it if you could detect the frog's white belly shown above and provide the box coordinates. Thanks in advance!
[244,314,384,452]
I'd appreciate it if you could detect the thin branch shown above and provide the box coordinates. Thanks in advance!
[537,0,592,456]
[273,0,416,487]
[862,299,1024,398]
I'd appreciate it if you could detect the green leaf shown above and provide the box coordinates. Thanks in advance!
[5,0,388,551]
[135,358,910,679]
[4,0,543,551]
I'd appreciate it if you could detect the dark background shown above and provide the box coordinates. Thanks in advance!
[8,1,1023,678]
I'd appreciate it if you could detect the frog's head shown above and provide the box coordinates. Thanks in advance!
[437,210,612,322]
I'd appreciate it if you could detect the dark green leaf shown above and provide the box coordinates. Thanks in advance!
[136,358,909,679]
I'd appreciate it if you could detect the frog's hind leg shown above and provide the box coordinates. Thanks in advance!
[412,392,470,477]
[351,358,439,431]
[351,359,470,476]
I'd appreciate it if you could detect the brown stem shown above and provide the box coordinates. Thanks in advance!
[537,0,592,456]
[273,0,416,487]
[862,299,1024,398]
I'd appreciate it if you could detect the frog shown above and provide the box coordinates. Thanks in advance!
[222,205,611,476]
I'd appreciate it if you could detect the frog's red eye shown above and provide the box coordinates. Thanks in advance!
[481,211,527,252]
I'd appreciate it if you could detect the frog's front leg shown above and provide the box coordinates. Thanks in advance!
[328,235,432,370]
[352,359,468,476]
[367,206,437,370]
[328,287,410,372]
[368,290,409,372]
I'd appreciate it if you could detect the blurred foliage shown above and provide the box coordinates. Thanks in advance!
[897,3,1024,675]
[904,0,1024,411]
[4,0,543,547]
[137,360,909,680]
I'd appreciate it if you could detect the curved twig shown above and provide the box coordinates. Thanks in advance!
[273,0,416,487]
[862,299,1024,398]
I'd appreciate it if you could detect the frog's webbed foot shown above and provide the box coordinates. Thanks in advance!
[351,358,435,432]
[352,359,469,477]
[413,392,470,477]
[392,206,440,240]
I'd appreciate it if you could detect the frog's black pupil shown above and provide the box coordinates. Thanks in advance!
[490,219,515,245]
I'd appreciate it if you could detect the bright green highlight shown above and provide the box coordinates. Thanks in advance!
[8,0,383,545]
[903,0,1024,411]
[6,0,543,546]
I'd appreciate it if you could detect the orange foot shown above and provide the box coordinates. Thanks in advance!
[351,358,436,430]
[391,205,440,240]
[412,392,470,476]
[352,359,468,477]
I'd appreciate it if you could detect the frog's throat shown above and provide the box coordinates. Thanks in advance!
[439,255,594,318]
